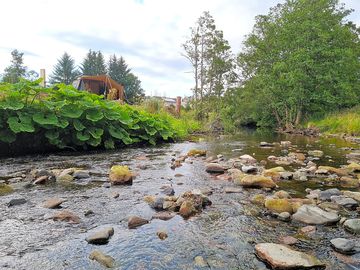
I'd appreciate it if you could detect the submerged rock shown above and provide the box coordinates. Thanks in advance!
[343,219,360,234]
[128,216,149,229]
[255,243,325,269]
[292,205,339,225]
[89,250,115,268]
[330,238,356,254]
[86,227,114,245]
[239,175,276,189]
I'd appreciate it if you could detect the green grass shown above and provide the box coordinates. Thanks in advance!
[307,106,360,135]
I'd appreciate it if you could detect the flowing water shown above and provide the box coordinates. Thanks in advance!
[0,130,359,270]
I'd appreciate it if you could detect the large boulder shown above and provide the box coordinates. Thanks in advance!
[292,205,340,225]
[255,243,325,269]
[239,175,276,189]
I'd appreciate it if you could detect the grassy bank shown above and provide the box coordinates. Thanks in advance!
[0,80,196,155]
[307,106,360,136]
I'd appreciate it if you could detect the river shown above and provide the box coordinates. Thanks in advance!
[0,129,359,269]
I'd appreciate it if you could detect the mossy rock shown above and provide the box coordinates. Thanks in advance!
[187,149,207,157]
[109,165,133,185]
[265,198,293,214]
[0,183,13,196]
[251,194,266,206]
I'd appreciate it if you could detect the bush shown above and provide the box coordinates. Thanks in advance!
[0,80,179,152]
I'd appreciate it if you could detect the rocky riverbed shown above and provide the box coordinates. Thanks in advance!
[0,131,360,269]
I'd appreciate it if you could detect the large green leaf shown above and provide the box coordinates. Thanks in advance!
[145,126,157,136]
[33,112,59,126]
[60,104,83,118]
[0,97,24,110]
[88,127,103,139]
[86,109,104,122]
[108,125,124,139]
[76,131,90,141]
[87,136,102,147]
[45,130,59,140]
[73,119,85,131]
[7,114,35,133]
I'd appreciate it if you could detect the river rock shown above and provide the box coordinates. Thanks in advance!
[34,175,49,184]
[292,205,340,225]
[299,225,316,235]
[7,198,27,207]
[239,175,276,189]
[308,150,324,157]
[331,195,358,208]
[318,166,348,176]
[251,194,266,206]
[73,170,90,179]
[318,188,342,201]
[260,142,273,147]
[42,198,65,209]
[330,238,356,254]
[343,191,360,202]
[255,243,325,269]
[239,154,257,164]
[179,200,196,218]
[267,167,286,173]
[89,250,115,268]
[52,210,80,223]
[128,216,149,229]
[86,227,114,245]
[343,219,360,234]
[340,176,359,188]
[56,174,74,182]
[278,212,291,222]
[274,190,291,199]
[241,165,258,173]
[346,162,360,172]
[280,141,292,147]
[162,186,175,196]
[205,163,225,173]
[152,211,176,221]
[156,230,168,240]
[265,198,293,214]
[194,256,208,267]
[347,152,360,161]
[279,235,298,245]
[109,165,133,185]
[224,187,242,193]
[280,171,293,180]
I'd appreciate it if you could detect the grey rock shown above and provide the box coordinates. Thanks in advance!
[241,165,258,173]
[73,170,90,179]
[292,205,340,225]
[330,238,355,254]
[162,186,175,196]
[205,163,225,173]
[7,198,27,207]
[102,183,111,188]
[344,219,360,234]
[331,196,358,208]
[153,197,165,210]
[278,212,291,222]
[319,188,341,201]
[86,227,114,245]
[280,172,293,180]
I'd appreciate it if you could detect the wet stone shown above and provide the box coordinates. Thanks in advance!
[292,205,340,225]
[152,211,176,221]
[128,216,149,229]
[86,227,114,245]
[279,236,298,245]
[330,195,358,208]
[42,198,65,209]
[7,198,27,207]
[73,170,90,179]
[318,188,341,201]
[156,230,168,240]
[205,163,225,173]
[162,186,175,196]
[51,210,80,223]
[343,219,360,234]
[241,165,258,173]
[89,250,115,268]
[224,187,242,193]
[330,238,356,254]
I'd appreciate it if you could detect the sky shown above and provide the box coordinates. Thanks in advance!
[1,0,360,97]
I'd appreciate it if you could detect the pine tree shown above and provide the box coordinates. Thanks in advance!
[2,49,27,83]
[50,52,80,85]
[81,50,106,75]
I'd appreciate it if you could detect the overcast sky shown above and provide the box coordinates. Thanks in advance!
[1,0,360,97]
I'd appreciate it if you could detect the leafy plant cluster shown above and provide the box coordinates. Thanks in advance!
[0,80,177,150]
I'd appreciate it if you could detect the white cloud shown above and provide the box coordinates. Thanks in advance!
[0,0,359,97]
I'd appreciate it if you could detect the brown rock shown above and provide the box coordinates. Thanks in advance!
[52,210,80,223]
[299,225,316,235]
[240,175,276,189]
[279,236,298,245]
[128,216,148,229]
[34,175,49,185]
[265,198,293,214]
[179,200,197,218]
[89,250,115,268]
[42,198,65,209]
[152,211,176,221]
[156,230,168,240]
[205,163,225,173]
[340,176,359,188]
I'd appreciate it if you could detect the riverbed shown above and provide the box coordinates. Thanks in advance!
[0,130,359,270]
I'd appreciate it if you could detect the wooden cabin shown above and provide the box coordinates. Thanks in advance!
[74,75,125,102]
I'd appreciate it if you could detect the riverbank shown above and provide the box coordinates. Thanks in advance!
[0,131,359,269]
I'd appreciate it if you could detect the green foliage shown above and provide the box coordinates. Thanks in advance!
[235,0,360,130]
[50,52,80,85]
[81,50,107,76]
[308,106,360,135]
[2,50,27,83]
[0,80,182,151]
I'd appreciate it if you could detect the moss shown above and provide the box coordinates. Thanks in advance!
[110,165,131,177]
[0,184,13,196]
[264,198,293,214]
[187,149,207,157]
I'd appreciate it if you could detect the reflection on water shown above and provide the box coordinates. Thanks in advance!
[0,129,359,269]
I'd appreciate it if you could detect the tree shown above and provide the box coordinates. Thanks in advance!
[50,52,80,85]
[2,49,27,83]
[237,0,360,129]
[81,50,106,75]
[182,11,234,119]
[107,54,145,103]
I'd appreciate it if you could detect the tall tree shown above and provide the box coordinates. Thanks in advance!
[81,50,106,75]
[50,52,80,85]
[2,49,27,83]
[237,0,360,129]
[182,11,234,119]
[107,55,144,103]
